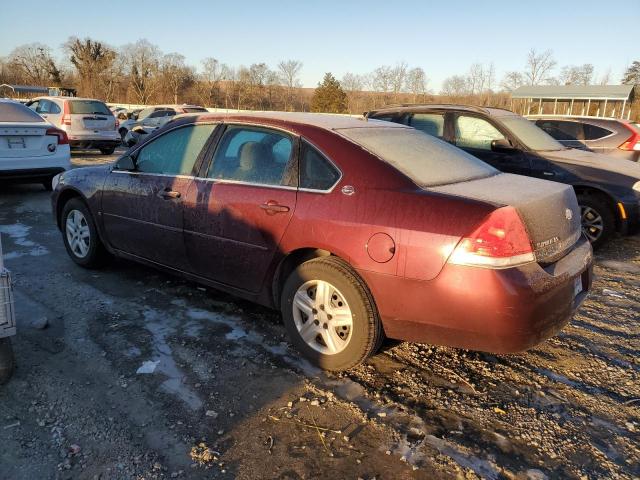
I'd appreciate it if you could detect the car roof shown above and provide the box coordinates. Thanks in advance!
[184,111,406,132]
[527,115,633,124]
[32,96,106,103]
[367,103,519,118]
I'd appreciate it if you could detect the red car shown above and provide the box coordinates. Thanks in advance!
[51,113,593,370]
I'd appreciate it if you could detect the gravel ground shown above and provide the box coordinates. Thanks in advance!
[0,149,638,479]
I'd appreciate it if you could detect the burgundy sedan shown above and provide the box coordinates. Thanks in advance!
[52,113,593,370]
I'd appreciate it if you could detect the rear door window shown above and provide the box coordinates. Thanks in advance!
[208,126,295,186]
[455,115,505,150]
[299,141,340,191]
[409,113,445,139]
[135,124,217,175]
[69,100,111,115]
[583,123,613,140]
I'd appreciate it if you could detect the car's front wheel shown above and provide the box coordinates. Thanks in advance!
[281,257,383,371]
[61,198,108,268]
[577,194,615,249]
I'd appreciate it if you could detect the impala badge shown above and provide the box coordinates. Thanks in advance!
[565,208,573,220]
[341,185,355,196]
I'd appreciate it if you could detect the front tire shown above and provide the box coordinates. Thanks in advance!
[577,194,615,250]
[281,257,383,371]
[61,198,108,268]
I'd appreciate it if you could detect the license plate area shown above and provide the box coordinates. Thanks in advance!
[573,277,583,297]
[6,137,26,149]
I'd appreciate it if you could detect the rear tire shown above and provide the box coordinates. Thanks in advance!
[577,194,615,250]
[280,257,383,371]
[100,147,116,155]
[0,337,15,385]
[61,198,108,268]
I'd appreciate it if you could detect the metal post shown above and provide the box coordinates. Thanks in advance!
[527,98,531,115]
[570,99,574,115]
[622,99,627,120]
[603,99,608,117]
[538,98,542,114]
[587,99,591,116]
[553,98,557,115]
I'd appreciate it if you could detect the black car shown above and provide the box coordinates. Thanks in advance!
[366,105,640,248]
[530,116,640,162]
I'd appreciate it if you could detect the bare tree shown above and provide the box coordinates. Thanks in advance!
[160,53,194,104]
[405,67,428,102]
[198,57,230,107]
[440,75,469,97]
[65,37,116,97]
[390,62,408,100]
[8,43,62,85]
[524,49,557,85]
[598,68,612,86]
[501,71,525,92]
[121,39,161,104]
[278,60,303,110]
[559,64,594,85]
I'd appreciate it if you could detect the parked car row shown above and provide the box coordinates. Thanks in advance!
[51,111,595,370]
[366,105,640,249]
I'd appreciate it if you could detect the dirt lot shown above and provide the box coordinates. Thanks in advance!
[0,149,638,480]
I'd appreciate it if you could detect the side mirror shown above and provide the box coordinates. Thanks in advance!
[114,155,135,171]
[491,138,516,152]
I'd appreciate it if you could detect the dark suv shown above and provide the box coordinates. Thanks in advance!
[366,105,640,248]
[530,116,640,162]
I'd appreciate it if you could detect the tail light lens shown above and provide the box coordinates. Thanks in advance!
[618,123,640,151]
[448,206,535,268]
[62,100,71,126]
[46,127,69,145]
[115,118,120,129]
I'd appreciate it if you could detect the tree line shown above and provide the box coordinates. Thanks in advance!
[1,39,638,117]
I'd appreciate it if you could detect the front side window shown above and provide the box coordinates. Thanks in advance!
[410,113,445,139]
[208,126,294,186]
[299,141,340,190]
[455,115,505,150]
[135,124,217,175]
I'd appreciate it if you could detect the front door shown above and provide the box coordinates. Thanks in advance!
[454,114,530,176]
[183,124,298,293]
[101,123,218,268]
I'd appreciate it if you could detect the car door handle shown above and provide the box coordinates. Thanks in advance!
[260,201,290,214]
[158,190,181,199]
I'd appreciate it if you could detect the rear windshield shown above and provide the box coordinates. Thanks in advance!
[0,102,45,123]
[338,127,497,187]
[501,116,565,151]
[183,107,208,113]
[69,100,112,115]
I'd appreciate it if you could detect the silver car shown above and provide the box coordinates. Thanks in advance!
[26,97,120,155]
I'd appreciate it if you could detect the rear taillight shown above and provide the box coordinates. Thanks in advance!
[62,100,71,126]
[46,127,69,145]
[618,123,640,151]
[448,206,535,269]
[115,118,120,128]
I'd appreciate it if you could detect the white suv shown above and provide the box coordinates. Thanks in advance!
[0,99,70,190]
[26,97,120,155]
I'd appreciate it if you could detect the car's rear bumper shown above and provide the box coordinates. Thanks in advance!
[0,149,70,182]
[67,132,120,149]
[359,236,593,353]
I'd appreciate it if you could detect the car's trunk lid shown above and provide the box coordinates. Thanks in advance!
[0,122,53,158]
[429,173,581,264]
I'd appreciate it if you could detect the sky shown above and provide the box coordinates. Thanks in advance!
[0,0,637,91]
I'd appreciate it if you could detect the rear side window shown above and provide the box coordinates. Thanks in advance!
[0,102,45,122]
[69,100,111,115]
[35,100,61,114]
[183,107,208,113]
[338,126,496,188]
[299,141,340,191]
[536,120,582,141]
[410,113,445,139]
[208,126,294,186]
[455,115,505,150]
[583,123,613,140]
[135,124,217,175]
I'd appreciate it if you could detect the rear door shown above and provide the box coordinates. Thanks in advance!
[453,113,530,175]
[183,124,298,292]
[101,123,218,268]
[68,100,116,135]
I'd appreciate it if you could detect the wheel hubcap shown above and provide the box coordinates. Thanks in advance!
[292,280,353,355]
[65,209,90,258]
[580,205,604,243]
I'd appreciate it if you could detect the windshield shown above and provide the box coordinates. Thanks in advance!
[500,116,565,151]
[69,100,112,115]
[338,126,497,187]
[0,102,45,123]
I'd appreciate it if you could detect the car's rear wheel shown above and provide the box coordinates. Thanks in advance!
[280,257,383,371]
[100,147,116,155]
[61,198,108,268]
[577,194,615,249]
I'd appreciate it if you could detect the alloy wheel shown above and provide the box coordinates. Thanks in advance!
[581,205,604,243]
[65,209,91,258]
[292,280,353,355]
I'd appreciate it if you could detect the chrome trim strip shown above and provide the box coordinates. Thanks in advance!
[111,170,195,180]
[102,213,182,233]
[183,229,269,251]
[192,177,298,191]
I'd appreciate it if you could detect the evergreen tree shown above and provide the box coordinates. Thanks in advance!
[311,73,348,113]
[622,61,640,85]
